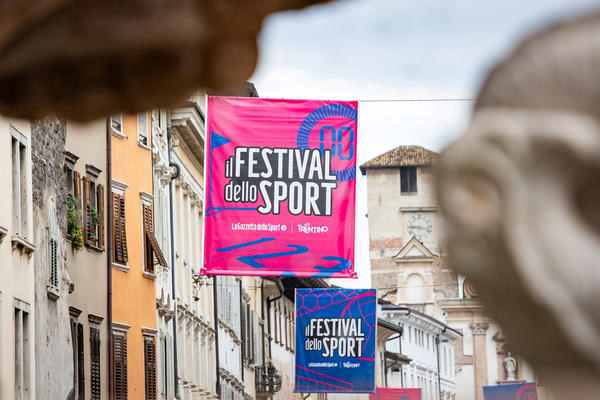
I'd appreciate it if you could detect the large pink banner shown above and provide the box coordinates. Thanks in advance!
[202,97,357,278]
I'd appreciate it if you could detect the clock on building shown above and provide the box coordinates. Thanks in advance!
[407,213,433,242]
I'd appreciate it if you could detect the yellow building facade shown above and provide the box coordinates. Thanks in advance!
[111,113,164,400]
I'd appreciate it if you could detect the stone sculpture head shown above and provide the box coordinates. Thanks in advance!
[0,0,330,121]
[436,10,600,394]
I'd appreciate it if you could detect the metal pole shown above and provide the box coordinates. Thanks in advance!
[166,121,181,399]
[436,335,442,400]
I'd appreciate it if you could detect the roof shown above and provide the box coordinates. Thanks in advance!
[379,303,463,338]
[378,318,403,335]
[360,145,439,175]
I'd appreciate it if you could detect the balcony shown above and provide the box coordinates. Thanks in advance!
[255,363,282,395]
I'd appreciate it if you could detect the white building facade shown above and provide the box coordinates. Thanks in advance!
[170,98,219,400]
[0,119,36,400]
[381,305,459,400]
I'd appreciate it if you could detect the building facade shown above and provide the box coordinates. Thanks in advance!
[0,118,36,400]
[380,304,459,400]
[31,118,73,400]
[362,145,540,400]
[65,119,109,400]
[170,96,219,400]
[111,112,164,400]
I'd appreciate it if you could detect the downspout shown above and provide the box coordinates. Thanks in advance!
[166,120,181,399]
[260,279,266,368]
[213,277,221,396]
[437,327,447,400]
[106,118,113,399]
[239,279,244,382]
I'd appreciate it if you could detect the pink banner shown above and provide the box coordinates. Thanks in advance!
[370,388,422,400]
[202,97,358,278]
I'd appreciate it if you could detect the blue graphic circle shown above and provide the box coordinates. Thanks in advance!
[297,104,357,182]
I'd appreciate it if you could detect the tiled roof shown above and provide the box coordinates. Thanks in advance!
[360,145,439,174]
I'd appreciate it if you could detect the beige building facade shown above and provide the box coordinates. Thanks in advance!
[362,145,542,400]
[65,120,109,400]
[0,118,36,400]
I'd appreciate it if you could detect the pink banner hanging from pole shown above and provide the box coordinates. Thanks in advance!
[201,96,358,278]
[369,388,422,400]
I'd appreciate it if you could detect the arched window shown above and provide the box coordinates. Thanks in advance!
[406,273,426,304]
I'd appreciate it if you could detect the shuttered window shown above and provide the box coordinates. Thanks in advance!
[142,204,167,274]
[83,177,105,249]
[90,326,101,400]
[242,304,256,365]
[49,238,58,288]
[77,323,85,400]
[112,193,128,265]
[112,331,128,400]
[143,335,157,400]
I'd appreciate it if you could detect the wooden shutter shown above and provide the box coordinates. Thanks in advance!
[82,176,90,243]
[90,326,101,400]
[144,335,157,400]
[118,195,128,263]
[143,204,167,271]
[112,193,128,265]
[97,185,105,250]
[77,323,85,400]
[73,171,83,226]
[112,193,122,263]
[112,332,128,400]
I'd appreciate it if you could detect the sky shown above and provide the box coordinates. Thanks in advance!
[250,0,599,288]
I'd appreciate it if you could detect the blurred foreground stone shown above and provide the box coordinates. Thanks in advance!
[0,0,329,121]
[436,10,600,399]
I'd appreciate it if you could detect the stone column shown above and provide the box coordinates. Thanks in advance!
[470,322,489,400]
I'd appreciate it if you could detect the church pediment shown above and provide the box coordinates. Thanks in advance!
[393,236,436,262]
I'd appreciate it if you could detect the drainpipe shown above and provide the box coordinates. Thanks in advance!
[166,118,181,399]
[260,279,266,369]
[436,327,447,400]
[106,118,113,399]
[213,276,221,396]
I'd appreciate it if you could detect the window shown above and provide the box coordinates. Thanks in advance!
[12,132,29,238]
[112,329,128,400]
[159,335,168,399]
[143,334,157,400]
[111,114,124,136]
[407,273,426,304]
[83,169,104,250]
[142,201,167,274]
[400,166,417,194]
[14,305,31,400]
[242,304,255,365]
[70,319,85,400]
[112,192,128,265]
[138,113,149,147]
[90,322,102,400]
[49,238,58,288]
[65,157,82,242]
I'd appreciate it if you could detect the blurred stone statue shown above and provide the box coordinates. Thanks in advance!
[0,0,331,121]
[436,9,600,399]
[503,353,518,381]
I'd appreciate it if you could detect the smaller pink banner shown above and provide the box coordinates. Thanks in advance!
[370,388,422,400]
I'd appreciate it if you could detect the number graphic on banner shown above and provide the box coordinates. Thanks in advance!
[320,126,354,161]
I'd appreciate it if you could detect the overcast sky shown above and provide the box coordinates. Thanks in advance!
[251,0,598,287]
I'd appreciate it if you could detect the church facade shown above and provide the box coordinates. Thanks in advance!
[361,145,544,400]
